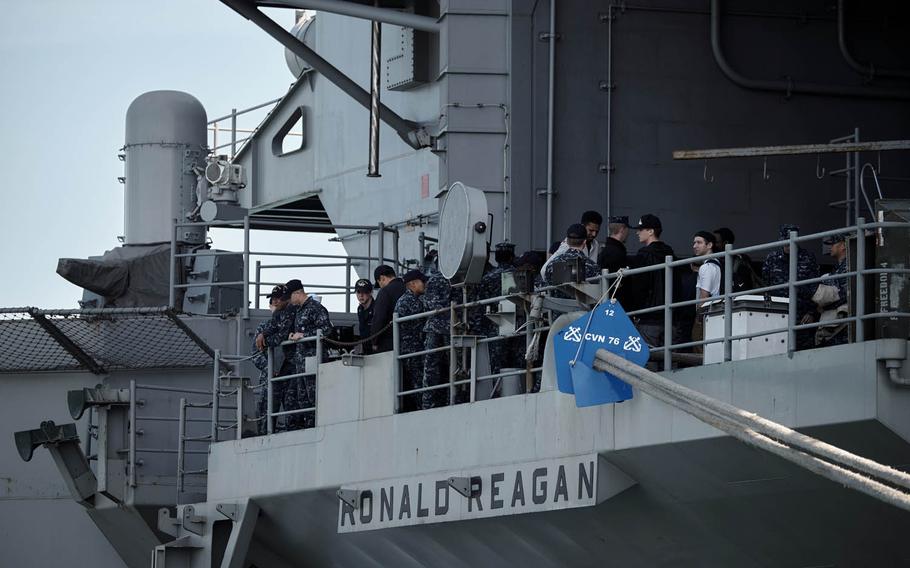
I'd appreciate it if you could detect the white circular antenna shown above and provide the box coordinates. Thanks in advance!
[438,182,489,284]
[205,161,227,185]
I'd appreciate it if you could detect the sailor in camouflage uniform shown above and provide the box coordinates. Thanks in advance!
[422,262,454,409]
[544,224,601,290]
[761,224,820,350]
[252,284,299,434]
[479,243,517,378]
[395,270,428,412]
[287,279,333,428]
[813,233,849,346]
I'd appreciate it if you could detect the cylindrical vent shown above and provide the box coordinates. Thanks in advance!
[284,16,316,78]
[123,90,207,245]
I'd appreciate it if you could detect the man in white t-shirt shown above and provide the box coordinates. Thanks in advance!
[691,231,720,354]
[692,230,720,303]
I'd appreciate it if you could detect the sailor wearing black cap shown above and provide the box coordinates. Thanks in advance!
[539,211,603,277]
[288,281,333,428]
[251,285,293,434]
[626,214,676,350]
[354,278,375,354]
[543,223,601,286]
[395,270,428,411]
[370,265,406,353]
[597,215,630,273]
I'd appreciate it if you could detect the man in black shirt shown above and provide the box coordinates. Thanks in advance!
[370,265,406,353]
[598,215,630,273]
[354,278,375,354]
[627,214,675,351]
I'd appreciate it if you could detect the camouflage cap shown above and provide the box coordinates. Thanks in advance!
[822,232,848,245]
[778,224,800,240]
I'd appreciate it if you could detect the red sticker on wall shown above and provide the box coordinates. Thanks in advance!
[420,174,430,199]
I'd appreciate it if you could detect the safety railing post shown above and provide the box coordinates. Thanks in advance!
[345,258,352,313]
[128,379,137,488]
[177,398,187,494]
[392,313,401,413]
[236,376,244,441]
[449,300,456,405]
[254,260,262,309]
[663,255,673,370]
[723,244,734,362]
[211,349,221,444]
[230,108,237,159]
[169,219,177,309]
[788,230,798,354]
[392,228,400,270]
[266,348,274,435]
[242,215,251,319]
[377,222,385,266]
[855,217,866,342]
[315,329,322,426]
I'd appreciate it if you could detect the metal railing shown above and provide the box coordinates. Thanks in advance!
[387,218,910,410]
[169,217,402,318]
[171,218,909,438]
[208,98,284,160]
[263,332,322,434]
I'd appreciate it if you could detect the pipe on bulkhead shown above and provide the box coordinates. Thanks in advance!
[837,0,910,81]
[710,0,910,100]
[545,0,556,247]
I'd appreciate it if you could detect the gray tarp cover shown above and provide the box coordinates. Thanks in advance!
[57,244,174,307]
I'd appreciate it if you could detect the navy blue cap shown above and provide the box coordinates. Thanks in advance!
[267,285,285,301]
[566,223,587,239]
[402,269,427,284]
[354,278,373,293]
[282,279,303,299]
[608,216,629,226]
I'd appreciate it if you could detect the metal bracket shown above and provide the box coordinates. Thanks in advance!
[341,353,365,367]
[158,508,181,537]
[447,477,474,498]
[336,489,361,510]
[452,335,480,349]
[182,505,206,536]
[216,503,240,522]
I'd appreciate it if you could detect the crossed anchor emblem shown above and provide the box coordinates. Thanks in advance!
[623,336,642,352]
[563,326,583,343]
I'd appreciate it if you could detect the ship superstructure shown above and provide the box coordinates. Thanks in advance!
[3,1,910,567]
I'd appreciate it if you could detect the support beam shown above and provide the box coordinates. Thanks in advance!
[220,0,431,150]
[259,0,441,33]
[673,140,910,160]
[29,310,106,374]
[220,501,261,568]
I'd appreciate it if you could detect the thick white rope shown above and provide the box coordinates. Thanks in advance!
[593,349,910,512]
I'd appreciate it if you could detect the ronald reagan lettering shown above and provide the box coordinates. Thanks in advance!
[337,454,614,533]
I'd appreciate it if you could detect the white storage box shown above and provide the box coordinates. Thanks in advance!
[703,295,789,364]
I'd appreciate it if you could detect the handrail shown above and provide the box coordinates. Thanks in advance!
[386,218,910,412]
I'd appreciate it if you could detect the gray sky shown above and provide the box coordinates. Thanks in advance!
[0,1,347,310]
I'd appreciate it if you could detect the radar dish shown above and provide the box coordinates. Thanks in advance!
[438,182,489,284]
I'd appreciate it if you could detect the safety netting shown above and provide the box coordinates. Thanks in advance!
[0,307,213,374]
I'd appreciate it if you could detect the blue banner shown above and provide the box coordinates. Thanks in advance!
[552,301,649,407]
